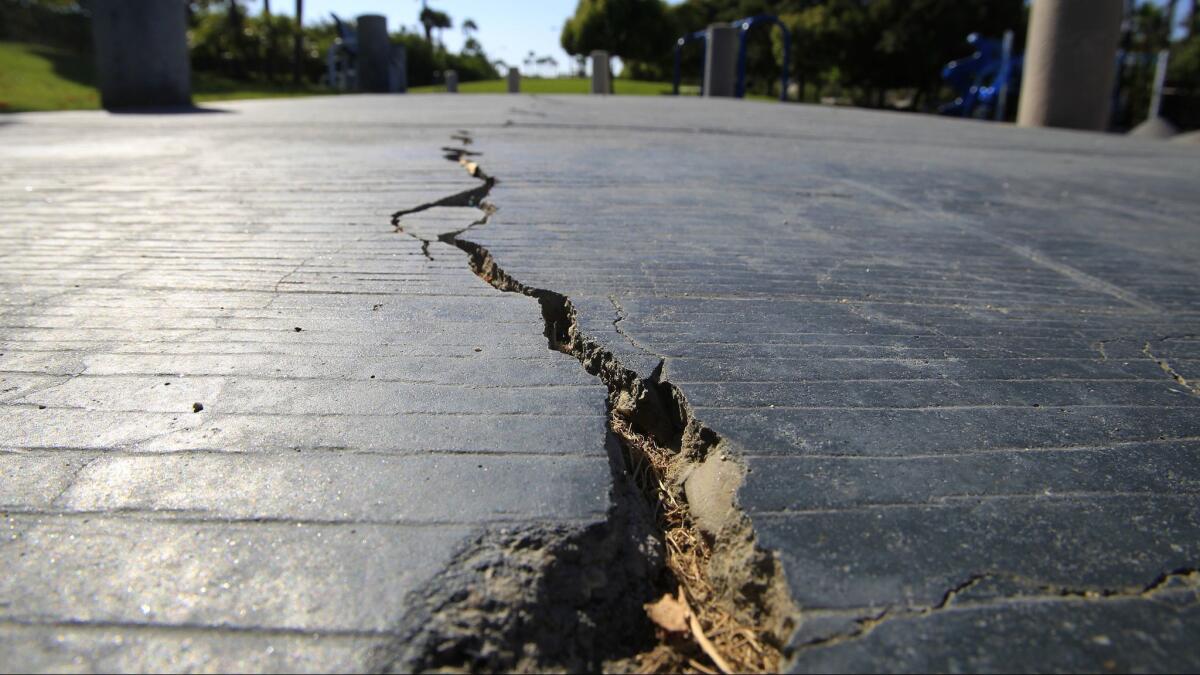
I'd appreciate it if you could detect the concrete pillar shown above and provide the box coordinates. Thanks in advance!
[703,24,738,98]
[91,0,191,109]
[390,44,408,93]
[507,67,520,94]
[356,14,390,93]
[1016,0,1124,131]
[445,70,459,93]
[590,51,611,95]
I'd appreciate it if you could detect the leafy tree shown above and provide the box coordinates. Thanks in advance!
[560,0,671,63]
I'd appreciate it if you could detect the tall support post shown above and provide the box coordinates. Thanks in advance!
[703,24,738,98]
[995,30,1014,121]
[356,14,390,93]
[1017,0,1124,130]
[91,0,191,109]
[390,43,408,93]
[590,50,611,94]
[673,39,683,95]
[1149,49,1170,119]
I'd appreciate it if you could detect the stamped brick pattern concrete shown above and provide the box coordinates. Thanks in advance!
[3,96,1200,672]
[0,100,611,672]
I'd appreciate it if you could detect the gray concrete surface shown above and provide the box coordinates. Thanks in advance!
[2,95,1200,672]
[0,99,611,672]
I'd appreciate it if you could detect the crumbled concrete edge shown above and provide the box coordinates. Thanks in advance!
[381,133,800,673]
[372,438,666,673]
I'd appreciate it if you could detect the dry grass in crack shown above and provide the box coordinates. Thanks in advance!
[610,415,782,674]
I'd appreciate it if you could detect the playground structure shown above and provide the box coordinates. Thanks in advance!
[939,32,1021,120]
[673,15,791,102]
[326,13,358,91]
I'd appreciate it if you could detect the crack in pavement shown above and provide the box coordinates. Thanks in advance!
[609,294,667,362]
[378,133,797,673]
[795,568,1200,654]
[1144,340,1200,397]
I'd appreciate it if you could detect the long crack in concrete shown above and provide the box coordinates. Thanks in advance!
[374,133,797,673]
[794,568,1200,654]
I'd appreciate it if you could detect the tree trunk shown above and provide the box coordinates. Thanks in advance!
[228,0,245,79]
[263,0,274,83]
[293,0,303,85]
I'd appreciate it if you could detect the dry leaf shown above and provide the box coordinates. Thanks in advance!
[644,593,691,634]
[678,591,734,675]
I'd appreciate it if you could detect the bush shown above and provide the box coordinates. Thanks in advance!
[0,0,91,52]
[391,30,497,87]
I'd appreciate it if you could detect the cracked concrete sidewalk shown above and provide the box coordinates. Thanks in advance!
[2,95,1200,673]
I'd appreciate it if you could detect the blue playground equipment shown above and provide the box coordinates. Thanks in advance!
[939,33,1022,119]
[673,16,792,102]
[326,13,359,91]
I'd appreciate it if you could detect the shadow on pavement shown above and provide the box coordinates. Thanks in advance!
[108,105,232,115]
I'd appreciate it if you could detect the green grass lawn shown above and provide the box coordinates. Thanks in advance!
[0,41,99,111]
[0,41,327,112]
[1,41,773,112]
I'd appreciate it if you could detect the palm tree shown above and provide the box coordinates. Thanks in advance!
[462,18,478,39]
[420,7,452,47]
[535,55,559,77]
[262,0,276,82]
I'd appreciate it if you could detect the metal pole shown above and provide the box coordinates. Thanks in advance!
[673,40,682,96]
[735,23,748,99]
[1149,49,1170,119]
[780,24,790,102]
[995,30,1014,121]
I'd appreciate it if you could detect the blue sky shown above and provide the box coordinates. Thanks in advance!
[241,0,584,75]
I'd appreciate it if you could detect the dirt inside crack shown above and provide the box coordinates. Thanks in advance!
[375,134,797,674]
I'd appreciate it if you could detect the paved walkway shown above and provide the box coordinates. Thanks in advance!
[2,96,1199,672]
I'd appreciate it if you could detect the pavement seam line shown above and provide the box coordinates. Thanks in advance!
[383,133,799,674]
[793,568,1200,654]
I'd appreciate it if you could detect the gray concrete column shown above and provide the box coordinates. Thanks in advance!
[703,24,738,98]
[445,70,459,93]
[1016,0,1124,131]
[356,14,390,93]
[91,0,191,109]
[390,44,408,93]
[507,67,520,94]
[590,51,611,95]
